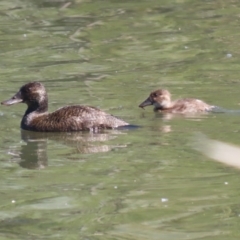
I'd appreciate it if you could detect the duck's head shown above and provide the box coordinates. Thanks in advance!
[139,89,172,110]
[1,82,48,110]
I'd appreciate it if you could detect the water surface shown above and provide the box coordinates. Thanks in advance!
[1,0,240,239]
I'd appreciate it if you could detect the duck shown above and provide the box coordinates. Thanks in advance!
[1,82,129,132]
[139,89,215,114]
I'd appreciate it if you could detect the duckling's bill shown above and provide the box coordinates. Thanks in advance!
[138,97,153,109]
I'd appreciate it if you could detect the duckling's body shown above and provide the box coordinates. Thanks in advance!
[139,89,214,114]
[1,82,129,132]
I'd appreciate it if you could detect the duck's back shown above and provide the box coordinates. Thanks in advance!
[22,105,129,132]
[166,98,213,114]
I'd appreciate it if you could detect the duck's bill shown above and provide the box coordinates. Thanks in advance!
[138,98,153,109]
[1,93,23,106]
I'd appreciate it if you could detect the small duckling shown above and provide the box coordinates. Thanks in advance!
[1,82,129,132]
[139,89,214,114]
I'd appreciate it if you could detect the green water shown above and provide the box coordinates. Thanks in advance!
[1,0,240,239]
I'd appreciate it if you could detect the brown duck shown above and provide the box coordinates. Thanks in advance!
[139,89,215,114]
[1,82,129,132]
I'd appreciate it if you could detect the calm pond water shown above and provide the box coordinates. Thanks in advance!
[1,0,240,239]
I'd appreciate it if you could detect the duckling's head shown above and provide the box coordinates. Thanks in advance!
[139,89,172,110]
[1,82,48,111]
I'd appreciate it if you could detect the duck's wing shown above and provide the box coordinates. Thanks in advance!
[30,105,129,132]
[170,98,212,113]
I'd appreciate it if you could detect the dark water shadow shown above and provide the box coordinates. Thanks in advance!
[206,106,240,115]
[140,106,240,121]
[19,130,127,170]
[30,59,88,68]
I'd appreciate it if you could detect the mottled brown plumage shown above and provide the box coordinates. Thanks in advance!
[1,82,129,132]
[139,89,215,114]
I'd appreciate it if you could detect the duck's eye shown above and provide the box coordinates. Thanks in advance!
[153,93,158,97]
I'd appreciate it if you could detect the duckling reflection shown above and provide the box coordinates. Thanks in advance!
[19,130,127,169]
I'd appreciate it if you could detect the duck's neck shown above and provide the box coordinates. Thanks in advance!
[154,99,173,111]
[24,100,48,116]
[154,105,172,111]
[21,101,48,131]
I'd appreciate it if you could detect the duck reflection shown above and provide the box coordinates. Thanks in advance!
[20,131,47,169]
[19,130,126,169]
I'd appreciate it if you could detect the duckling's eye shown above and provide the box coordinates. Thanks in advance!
[153,93,158,97]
